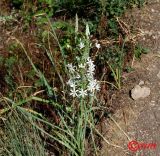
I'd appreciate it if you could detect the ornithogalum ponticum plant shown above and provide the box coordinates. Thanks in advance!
[67,57,100,98]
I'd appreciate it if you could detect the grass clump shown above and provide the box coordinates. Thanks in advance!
[0,108,46,156]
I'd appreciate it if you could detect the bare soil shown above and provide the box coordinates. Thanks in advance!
[101,0,160,155]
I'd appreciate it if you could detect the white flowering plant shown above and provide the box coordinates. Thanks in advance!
[67,57,100,99]
[59,21,102,155]
[0,16,103,156]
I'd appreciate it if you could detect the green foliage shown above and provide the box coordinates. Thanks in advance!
[11,0,23,8]
[125,66,135,73]
[134,44,149,59]
[103,0,146,17]
[0,15,14,24]
[129,0,146,7]
[97,45,123,67]
[9,0,146,35]
[99,0,146,35]
[4,56,17,91]
[0,109,46,156]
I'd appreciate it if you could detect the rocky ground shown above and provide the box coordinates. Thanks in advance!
[101,0,160,155]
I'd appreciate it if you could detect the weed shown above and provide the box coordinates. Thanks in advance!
[134,44,149,59]
[108,64,122,90]
[96,44,125,90]
[0,15,14,24]
[4,56,17,91]
[125,66,135,73]
[0,108,46,156]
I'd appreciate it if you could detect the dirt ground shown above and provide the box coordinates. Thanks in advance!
[101,0,160,155]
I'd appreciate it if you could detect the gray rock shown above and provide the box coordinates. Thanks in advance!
[131,85,151,100]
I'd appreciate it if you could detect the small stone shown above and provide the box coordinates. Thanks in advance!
[152,36,156,39]
[139,80,144,86]
[131,85,151,100]
[142,37,145,40]
[157,71,160,79]
[151,9,155,12]
[150,101,155,107]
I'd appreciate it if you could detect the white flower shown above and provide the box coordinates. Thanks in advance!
[95,42,101,49]
[87,79,96,91]
[79,63,86,69]
[66,56,100,98]
[67,63,76,73]
[87,58,95,69]
[67,79,75,88]
[87,79,96,92]
[95,83,100,91]
[87,71,94,79]
[86,57,96,79]
[86,57,94,65]
[78,89,87,98]
[88,64,95,72]
[79,42,85,49]
[76,74,80,79]
[87,57,95,73]
[70,86,78,97]
[87,79,100,93]
[87,74,94,81]
[66,44,71,48]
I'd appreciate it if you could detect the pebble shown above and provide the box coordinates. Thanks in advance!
[131,85,151,100]
[139,80,145,85]
[151,9,155,13]
[157,71,160,79]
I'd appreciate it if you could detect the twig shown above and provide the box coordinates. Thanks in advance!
[88,120,124,149]
[108,114,131,141]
